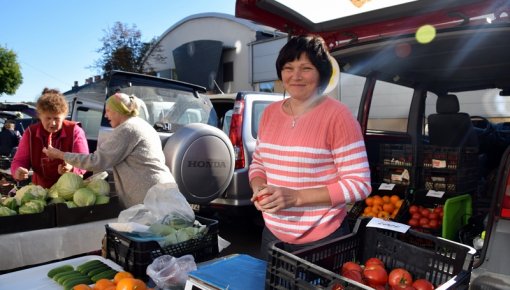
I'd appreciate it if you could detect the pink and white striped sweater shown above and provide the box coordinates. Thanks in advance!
[249,96,371,244]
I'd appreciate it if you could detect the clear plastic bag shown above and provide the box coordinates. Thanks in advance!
[117,182,195,226]
[146,254,197,289]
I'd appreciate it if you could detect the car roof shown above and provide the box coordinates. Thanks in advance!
[236,0,510,94]
[0,103,37,118]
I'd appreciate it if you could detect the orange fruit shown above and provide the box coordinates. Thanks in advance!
[382,203,395,213]
[94,278,116,290]
[114,272,134,285]
[365,197,374,206]
[371,205,382,215]
[116,278,147,290]
[377,211,390,219]
[390,195,400,204]
[382,195,390,203]
[363,206,372,214]
[73,285,92,290]
[395,199,403,209]
[103,287,116,290]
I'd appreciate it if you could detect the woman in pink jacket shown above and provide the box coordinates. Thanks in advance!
[11,88,89,188]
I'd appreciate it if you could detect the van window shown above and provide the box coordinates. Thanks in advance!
[252,101,272,138]
[340,73,365,116]
[75,106,102,140]
[368,80,414,132]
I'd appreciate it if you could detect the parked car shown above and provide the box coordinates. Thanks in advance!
[237,0,510,288]
[0,103,37,135]
[203,91,285,216]
[67,70,235,207]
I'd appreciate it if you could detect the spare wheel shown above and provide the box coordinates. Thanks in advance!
[163,123,234,204]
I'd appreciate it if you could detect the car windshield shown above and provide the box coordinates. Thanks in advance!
[101,78,218,132]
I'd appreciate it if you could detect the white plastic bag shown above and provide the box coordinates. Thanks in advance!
[146,254,197,289]
[143,182,195,224]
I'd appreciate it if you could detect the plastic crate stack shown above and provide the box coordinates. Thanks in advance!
[421,145,479,195]
[378,143,416,187]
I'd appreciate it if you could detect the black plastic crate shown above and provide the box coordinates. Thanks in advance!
[422,167,478,194]
[266,217,476,290]
[0,204,56,234]
[380,143,414,167]
[55,195,123,227]
[423,145,478,170]
[347,184,409,229]
[378,165,415,186]
[105,215,219,281]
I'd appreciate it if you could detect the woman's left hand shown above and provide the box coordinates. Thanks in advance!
[255,185,298,213]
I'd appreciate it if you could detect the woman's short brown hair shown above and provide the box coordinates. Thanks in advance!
[36,88,69,115]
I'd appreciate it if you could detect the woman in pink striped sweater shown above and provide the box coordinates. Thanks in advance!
[249,35,372,259]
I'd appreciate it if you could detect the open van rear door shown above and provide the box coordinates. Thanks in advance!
[236,0,506,48]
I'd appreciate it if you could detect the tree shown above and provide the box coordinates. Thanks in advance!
[92,22,165,74]
[0,46,23,96]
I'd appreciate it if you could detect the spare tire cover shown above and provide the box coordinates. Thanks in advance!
[163,123,234,204]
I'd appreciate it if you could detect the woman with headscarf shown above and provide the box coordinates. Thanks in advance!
[44,92,174,208]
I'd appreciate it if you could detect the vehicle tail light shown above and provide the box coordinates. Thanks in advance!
[229,100,245,169]
[501,177,510,219]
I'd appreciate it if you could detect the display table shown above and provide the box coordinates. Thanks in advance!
[0,255,122,289]
[0,218,116,272]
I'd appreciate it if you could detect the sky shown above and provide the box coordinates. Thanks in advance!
[1,0,236,103]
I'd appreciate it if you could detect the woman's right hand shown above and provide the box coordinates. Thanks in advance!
[14,167,29,181]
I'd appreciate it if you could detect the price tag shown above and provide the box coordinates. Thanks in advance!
[366,217,410,233]
[378,183,396,190]
[426,190,445,198]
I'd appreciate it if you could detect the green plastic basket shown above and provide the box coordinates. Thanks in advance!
[443,194,472,241]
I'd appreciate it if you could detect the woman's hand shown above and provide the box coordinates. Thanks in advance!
[58,162,73,175]
[43,145,64,160]
[14,167,29,181]
[252,185,298,213]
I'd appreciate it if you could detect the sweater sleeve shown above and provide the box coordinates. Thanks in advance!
[326,106,372,206]
[64,123,136,172]
[71,125,90,175]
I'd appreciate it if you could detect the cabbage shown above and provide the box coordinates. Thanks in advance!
[65,201,77,208]
[86,179,110,196]
[18,200,45,214]
[2,197,18,210]
[73,187,96,207]
[48,184,59,199]
[0,206,17,216]
[94,195,110,205]
[14,185,48,206]
[49,197,66,204]
[55,173,84,200]
[149,224,177,236]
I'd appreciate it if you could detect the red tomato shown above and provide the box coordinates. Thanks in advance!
[342,269,364,284]
[428,219,439,229]
[419,217,429,226]
[256,193,271,202]
[363,264,388,286]
[409,205,419,214]
[428,213,439,220]
[388,268,413,289]
[420,208,430,218]
[341,261,362,274]
[408,218,419,227]
[331,283,345,290]
[411,213,421,220]
[433,206,443,214]
[412,279,435,290]
[365,257,385,268]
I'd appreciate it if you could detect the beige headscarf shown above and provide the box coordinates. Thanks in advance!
[106,93,139,117]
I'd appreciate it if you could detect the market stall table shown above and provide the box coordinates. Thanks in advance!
[0,218,115,272]
[0,255,122,289]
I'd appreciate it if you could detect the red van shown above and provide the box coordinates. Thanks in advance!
[236,0,510,288]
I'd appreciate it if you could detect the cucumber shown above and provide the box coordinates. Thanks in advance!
[91,269,118,282]
[76,259,103,272]
[87,265,113,277]
[57,272,85,285]
[47,264,74,278]
[62,276,93,289]
[52,270,78,282]
[79,261,108,274]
